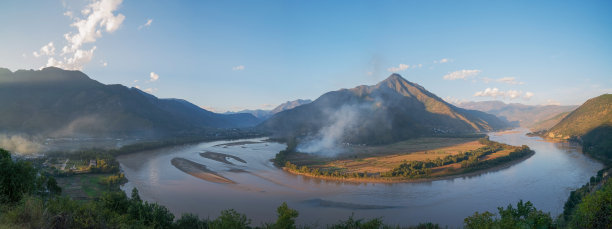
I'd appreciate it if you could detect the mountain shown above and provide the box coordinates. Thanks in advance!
[0,67,259,138]
[546,94,612,139]
[226,99,312,121]
[529,111,571,132]
[457,101,577,130]
[259,74,510,145]
[225,109,272,119]
[546,94,612,160]
[270,99,312,114]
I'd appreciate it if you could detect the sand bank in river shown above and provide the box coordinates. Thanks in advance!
[171,158,235,184]
[214,141,260,147]
[200,151,247,165]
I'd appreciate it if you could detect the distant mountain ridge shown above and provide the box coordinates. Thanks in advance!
[271,99,312,114]
[457,101,577,130]
[0,67,259,138]
[225,99,312,120]
[259,74,510,145]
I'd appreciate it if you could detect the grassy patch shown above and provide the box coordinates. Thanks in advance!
[55,174,120,200]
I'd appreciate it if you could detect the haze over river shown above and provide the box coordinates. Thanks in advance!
[117,129,603,227]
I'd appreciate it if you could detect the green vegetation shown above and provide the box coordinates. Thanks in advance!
[567,177,612,228]
[464,200,554,229]
[559,167,612,228]
[385,138,511,178]
[273,137,298,167]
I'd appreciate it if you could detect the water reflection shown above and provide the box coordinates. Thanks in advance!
[118,130,602,227]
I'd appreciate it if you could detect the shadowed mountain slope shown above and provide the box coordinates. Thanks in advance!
[546,94,612,139]
[0,67,259,137]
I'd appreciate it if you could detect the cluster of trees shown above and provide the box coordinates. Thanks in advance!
[461,145,533,171]
[0,149,61,204]
[464,200,554,228]
[100,173,128,187]
[383,138,521,178]
[283,162,371,179]
[273,137,298,167]
[560,167,611,228]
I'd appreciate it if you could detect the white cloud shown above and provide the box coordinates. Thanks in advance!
[46,46,97,70]
[497,77,525,85]
[543,99,561,106]
[63,11,74,19]
[481,77,525,85]
[443,69,481,80]
[444,96,467,105]
[43,0,125,70]
[143,88,157,94]
[149,72,159,82]
[387,64,410,72]
[232,65,245,71]
[474,88,534,101]
[434,58,452,64]
[138,19,153,30]
[33,42,56,58]
[63,0,125,54]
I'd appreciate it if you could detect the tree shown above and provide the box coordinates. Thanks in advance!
[570,180,612,229]
[464,211,495,229]
[0,149,37,204]
[175,213,208,229]
[131,187,142,202]
[464,200,553,229]
[272,202,299,229]
[328,213,384,229]
[209,209,251,229]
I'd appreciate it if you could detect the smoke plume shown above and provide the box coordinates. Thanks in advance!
[297,104,366,156]
[0,134,44,155]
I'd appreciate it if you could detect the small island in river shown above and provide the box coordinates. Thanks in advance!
[171,158,235,184]
[274,136,535,183]
[200,151,247,165]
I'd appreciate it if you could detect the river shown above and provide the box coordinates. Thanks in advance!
[117,129,603,227]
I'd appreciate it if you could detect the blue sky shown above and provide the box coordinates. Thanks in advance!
[1,0,611,112]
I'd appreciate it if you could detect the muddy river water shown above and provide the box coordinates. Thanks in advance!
[117,129,603,227]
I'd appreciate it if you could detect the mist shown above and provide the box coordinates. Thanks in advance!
[0,134,44,155]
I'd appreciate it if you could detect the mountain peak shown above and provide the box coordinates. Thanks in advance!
[383,73,406,83]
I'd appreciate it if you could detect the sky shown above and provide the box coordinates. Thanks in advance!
[1,0,611,112]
